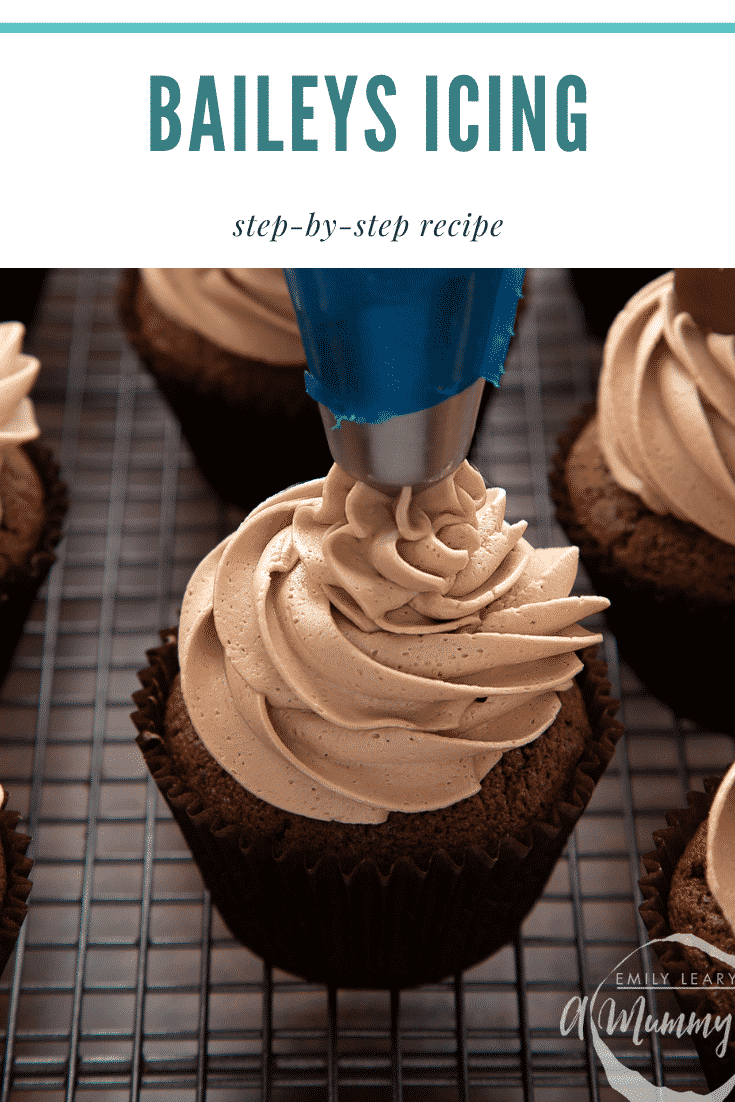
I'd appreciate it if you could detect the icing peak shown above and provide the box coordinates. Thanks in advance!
[298,461,513,634]
[179,463,607,824]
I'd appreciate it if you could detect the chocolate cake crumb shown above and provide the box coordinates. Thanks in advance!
[668,821,735,1015]
[669,822,735,955]
[0,446,46,576]
[565,417,735,602]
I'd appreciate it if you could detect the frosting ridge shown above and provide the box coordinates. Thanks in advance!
[140,269,306,364]
[0,322,41,525]
[179,463,607,824]
[598,271,735,545]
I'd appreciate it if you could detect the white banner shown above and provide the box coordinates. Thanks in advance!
[2,5,733,263]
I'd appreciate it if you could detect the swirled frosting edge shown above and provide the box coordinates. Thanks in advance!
[179,464,608,824]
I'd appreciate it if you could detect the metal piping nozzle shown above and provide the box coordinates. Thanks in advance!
[318,378,486,492]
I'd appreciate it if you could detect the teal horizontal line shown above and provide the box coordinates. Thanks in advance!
[1,21,734,32]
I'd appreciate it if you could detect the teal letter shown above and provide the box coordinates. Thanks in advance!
[488,75,500,151]
[258,75,284,151]
[365,75,396,152]
[292,75,318,151]
[150,76,181,151]
[189,76,225,151]
[556,74,586,151]
[426,75,438,151]
[448,75,478,152]
[325,75,357,151]
[512,75,545,151]
[234,75,246,151]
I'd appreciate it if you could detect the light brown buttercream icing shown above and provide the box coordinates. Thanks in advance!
[139,269,306,364]
[179,463,608,824]
[0,323,41,528]
[598,271,735,545]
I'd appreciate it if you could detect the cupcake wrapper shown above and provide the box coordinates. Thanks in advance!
[0,439,68,683]
[132,632,622,989]
[550,407,735,733]
[118,269,335,513]
[0,799,33,974]
[639,779,735,1098]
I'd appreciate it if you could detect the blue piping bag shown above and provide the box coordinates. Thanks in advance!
[284,268,525,489]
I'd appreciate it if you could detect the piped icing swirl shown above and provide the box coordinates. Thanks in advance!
[598,271,735,545]
[0,323,40,454]
[179,463,607,824]
[0,322,40,510]
[140,269,305,364]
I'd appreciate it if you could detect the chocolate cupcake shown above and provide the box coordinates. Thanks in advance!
[118,269,334,513]
[0,785,33,974]
[132,463,622,988]
[0,323,68,682]
[551,270,735,732]
[640,768,735,1097]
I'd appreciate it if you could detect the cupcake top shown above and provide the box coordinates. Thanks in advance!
[666,782,735,1009]
[0,323,40,517]
[598,270,735,546]
[667,814,735,1015]
[139,269,306,364]
[179,462,608,824]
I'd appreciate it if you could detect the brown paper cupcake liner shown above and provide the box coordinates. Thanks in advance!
[118,269,335,512]
[639,779,735,1097]
[132,631,622,989]
[0,790,33,974]
[0,439,68,683]
[550,406,735,732]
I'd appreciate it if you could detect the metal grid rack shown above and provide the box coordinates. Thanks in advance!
[2,268,733,1100]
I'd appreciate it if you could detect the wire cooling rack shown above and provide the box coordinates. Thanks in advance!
[2,269,734,1101]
